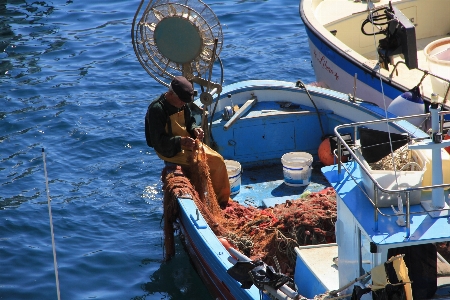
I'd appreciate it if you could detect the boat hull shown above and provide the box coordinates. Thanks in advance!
[305,26,401,107]
[300,1,410,108]
[178,216,236,299]
[177,197,263,300]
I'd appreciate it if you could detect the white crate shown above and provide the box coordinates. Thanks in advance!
[355,147,426,207]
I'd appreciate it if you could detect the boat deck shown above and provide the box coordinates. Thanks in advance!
[322,161,450,247]
[315,0,397,25]
[230,162,330,208]
[363,34,450,103]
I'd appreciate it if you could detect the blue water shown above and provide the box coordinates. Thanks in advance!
[0,0,315,299]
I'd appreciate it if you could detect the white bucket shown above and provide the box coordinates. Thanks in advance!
[281,152,313,186]
[424,37,450,98]
[225,160,242,195]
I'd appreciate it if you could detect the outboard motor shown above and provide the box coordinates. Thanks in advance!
[377,3,417,70]
[362,2,417,70]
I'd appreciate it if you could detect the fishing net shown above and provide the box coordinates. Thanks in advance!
[162,140,226,260]
[186,140,224,222]
[162,165,197,260]
[368,145,422,171]
[221,187,337,274]
[162,140,337,275]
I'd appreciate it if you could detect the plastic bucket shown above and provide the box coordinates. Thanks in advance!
[225,160,242,195]
[424,37,450,98]
[281,152,313,186]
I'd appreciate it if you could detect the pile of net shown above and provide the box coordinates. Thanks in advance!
[221,187,336,275]
[163,141,337,275]
[369,145,422,171]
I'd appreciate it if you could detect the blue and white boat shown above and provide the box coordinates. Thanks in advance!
[300,0,450,112]
[132,0,450,299]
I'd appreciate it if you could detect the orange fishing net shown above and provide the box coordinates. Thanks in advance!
[162,141,337,275]
[162,141,226,260]
[186,140,224,223]
[162,166,196,260]
[220,187,336,274]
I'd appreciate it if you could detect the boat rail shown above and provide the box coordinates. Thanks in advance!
[390,61,450,107]
[333,111,450,237]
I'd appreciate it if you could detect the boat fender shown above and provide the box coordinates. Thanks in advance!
[387,87,425,127]
[318,138,334,166]
[218,237,237,259]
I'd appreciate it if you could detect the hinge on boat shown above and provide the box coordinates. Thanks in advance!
[370,242,378,253]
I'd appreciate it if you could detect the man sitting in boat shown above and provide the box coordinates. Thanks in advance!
[145,76,230,207]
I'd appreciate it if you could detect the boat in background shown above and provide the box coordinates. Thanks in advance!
[132,0,450,299]
[300,0,450,115]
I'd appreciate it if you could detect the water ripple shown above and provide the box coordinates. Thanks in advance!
[0,0,314,298]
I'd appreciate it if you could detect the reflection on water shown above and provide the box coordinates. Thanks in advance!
[0,0,56,78]
[0,193,40,210]
[143,182,163,203]
[136,237,213,300]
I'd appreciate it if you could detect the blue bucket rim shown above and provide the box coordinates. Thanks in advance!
[283,165,312,171]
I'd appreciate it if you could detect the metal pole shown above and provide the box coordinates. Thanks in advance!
[337,139,342,174]
[374,187,378,231]
[405,192,410,238]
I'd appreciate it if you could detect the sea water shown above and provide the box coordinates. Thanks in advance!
[0,0,314,299]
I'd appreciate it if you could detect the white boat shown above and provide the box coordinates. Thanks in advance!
[132,0,450,299]
[300,0,450,114]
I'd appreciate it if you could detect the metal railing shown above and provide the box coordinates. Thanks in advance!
[333,112,450,238]
[390,62,450,106]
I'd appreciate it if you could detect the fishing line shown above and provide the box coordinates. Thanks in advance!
[42,148,61,300]
[368,3,406,222]
[368,4,399,176]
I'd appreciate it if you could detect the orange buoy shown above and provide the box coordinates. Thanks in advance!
[318,138,348,166]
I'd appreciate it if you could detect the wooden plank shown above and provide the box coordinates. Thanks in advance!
[223,98,257,131]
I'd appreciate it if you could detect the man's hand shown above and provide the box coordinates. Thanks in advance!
[193,128,204,141]
[181,136,196,150]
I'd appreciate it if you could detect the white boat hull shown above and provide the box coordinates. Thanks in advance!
[300,0,450,110]
[307,38,397,108]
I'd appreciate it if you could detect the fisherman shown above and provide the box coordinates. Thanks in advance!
[145,76,230,207]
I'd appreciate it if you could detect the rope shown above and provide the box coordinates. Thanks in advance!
[42,149,61,300]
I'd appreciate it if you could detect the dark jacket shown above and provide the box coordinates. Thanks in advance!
[145,94,199,158]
